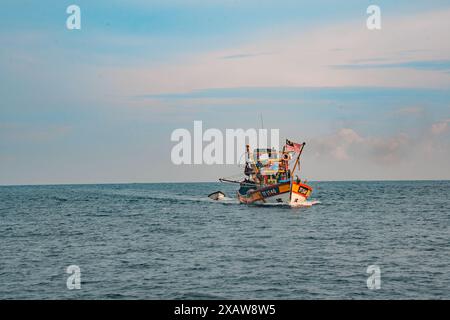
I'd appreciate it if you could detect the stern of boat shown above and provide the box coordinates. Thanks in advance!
[289,182,313,205]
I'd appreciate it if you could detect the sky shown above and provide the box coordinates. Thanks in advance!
[1,0,450,184]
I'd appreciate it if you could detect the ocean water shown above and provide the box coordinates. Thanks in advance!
[0,181,449,299]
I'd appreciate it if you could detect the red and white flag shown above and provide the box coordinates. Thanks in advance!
[285,139,302,153]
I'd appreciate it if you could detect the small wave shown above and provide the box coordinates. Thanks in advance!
[207,196,240,205]
[291,200,321,207]
[209,198,321,207]
[51,196,68,202]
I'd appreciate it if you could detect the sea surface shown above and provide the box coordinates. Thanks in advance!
[0,181,449,299]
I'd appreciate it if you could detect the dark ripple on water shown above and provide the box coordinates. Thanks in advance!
[0,181,449,299]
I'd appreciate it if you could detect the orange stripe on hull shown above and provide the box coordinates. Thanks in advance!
[238,181,313,204]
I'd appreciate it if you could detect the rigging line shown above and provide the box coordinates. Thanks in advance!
[219,179,261,187]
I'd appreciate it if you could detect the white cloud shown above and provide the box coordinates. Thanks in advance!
[311,128,409,165]
[99,8,450,97]
[431,119,450,135]
[365,133,409,164]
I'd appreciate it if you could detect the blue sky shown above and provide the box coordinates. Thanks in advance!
[1,1,450,184]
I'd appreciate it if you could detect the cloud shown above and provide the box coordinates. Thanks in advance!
[100,7,450,97]
[431,119,450,135]
[332,128,364,160]
[395,106,424,115]
[220,52,273,60]
[310,128,360,161]
[331,60,450,72]
[311,128,409,165]
[139,86,449,101]
[365,134,409,164]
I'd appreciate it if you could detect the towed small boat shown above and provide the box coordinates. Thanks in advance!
[219,139,313,206]
[208,191,226,201]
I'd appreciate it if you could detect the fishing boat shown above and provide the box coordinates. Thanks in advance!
[218,139,313,206]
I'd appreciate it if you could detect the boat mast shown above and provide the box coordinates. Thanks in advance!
[291,142,306,174]
[288,142,305,201]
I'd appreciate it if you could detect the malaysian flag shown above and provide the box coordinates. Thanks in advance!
[285,139,302,153]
